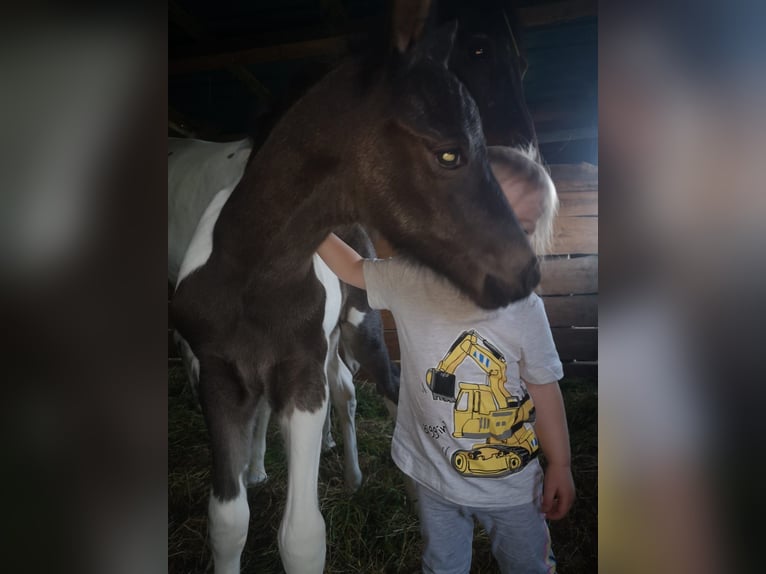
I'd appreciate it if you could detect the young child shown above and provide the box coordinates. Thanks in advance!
[318,147,574,574]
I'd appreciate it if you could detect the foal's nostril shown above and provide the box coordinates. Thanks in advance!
[523,257,541,293]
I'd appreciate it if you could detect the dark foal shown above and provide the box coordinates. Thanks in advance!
[171,25,539,574]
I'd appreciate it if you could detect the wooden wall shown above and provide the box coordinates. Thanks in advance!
[376,163,598,381]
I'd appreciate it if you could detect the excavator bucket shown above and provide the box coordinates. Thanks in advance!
[426,368,456,401]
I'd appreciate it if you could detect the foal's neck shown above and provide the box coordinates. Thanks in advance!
[220,59,379,281]
[224,154,355,283]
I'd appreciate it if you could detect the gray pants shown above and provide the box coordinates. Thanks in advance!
[416,484,556,574]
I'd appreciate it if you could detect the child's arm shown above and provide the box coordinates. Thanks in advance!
[317,233,367,289]
[526,381,575,520]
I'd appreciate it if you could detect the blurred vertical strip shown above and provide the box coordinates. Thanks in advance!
[0,3,167,573]
[600,1,766,573]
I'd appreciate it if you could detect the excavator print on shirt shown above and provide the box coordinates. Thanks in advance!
[425,330,539,478]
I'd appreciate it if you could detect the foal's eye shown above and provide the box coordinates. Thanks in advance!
[436,150,461,169]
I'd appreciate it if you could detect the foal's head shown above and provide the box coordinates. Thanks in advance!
[358,25,540,309]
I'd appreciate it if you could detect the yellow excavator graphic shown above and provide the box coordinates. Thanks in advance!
[425,330,539,478]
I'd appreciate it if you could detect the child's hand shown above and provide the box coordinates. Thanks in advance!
[541,463,575,520]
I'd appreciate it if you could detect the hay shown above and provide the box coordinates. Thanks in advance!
[168,365,597,573]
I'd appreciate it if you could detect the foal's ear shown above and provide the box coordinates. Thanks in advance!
[406,21,458,68]
[391,0,431,53]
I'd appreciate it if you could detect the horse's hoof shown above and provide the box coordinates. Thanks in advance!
[321,437,337,452]
[247,470,268,486]
[345,470,363,492]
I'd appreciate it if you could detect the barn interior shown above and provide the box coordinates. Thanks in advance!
[168,1,597,572]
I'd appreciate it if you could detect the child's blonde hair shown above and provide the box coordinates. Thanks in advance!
[488,146,559,255]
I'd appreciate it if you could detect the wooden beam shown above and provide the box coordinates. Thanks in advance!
[542,294,598,327]
[169,0,271,101]
[537,126,597,144]
[550,216,598,255]
[557,191,598,217]
[538,256,598,295]
[550,162,598,190]
[552,327,597,361]
[169,35,351,74]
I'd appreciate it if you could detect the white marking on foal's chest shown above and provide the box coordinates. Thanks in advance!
[312,255,342,336]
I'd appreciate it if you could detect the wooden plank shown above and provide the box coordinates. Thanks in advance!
[381,309,396,331]
[562,361,598,380]
[538,256,598,295]
[552,327,597,361]
[170,36,350,74]
[537,126,597,144]
[542,295,597,327]
[549,163,598,190]
[384,330,400,361]
[557,191,597,217]
[550,216,597,255]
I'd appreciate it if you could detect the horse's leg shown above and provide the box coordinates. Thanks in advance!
[174,331,201,408]
[321,399,336,452]
[277,360,329,574]
[246,396,271,486]
[327,326,363,491]
[198,356,258,574]
[340,306,399,404]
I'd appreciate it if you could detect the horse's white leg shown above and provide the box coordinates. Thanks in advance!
[247,397,271,486]
[278,399,328,574]
[327,327,363,491]
[197,354,259,574]
[208,474,249,574]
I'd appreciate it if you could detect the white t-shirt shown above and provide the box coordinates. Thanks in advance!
[364,257,563,508]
